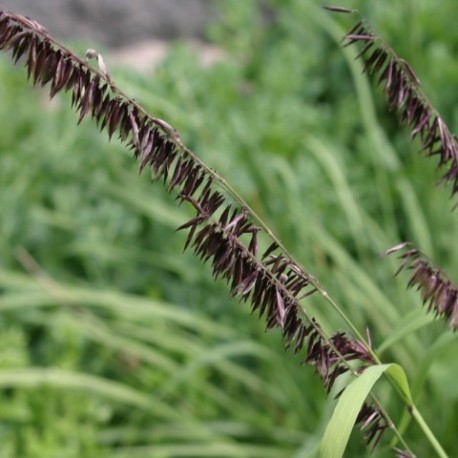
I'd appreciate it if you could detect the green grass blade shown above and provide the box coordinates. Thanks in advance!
[0,367,180,419]
[320,364,412,458]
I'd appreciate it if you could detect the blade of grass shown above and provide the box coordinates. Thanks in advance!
[320,364,412,458]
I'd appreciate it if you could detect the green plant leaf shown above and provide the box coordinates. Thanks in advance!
[320,364,412,458]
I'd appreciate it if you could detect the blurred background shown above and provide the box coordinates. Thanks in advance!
[0,0,215,45]
[0,0,457,457]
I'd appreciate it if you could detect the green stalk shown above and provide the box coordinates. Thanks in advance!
[411,406,449,458]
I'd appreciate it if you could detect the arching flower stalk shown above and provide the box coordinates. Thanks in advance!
[386,243,458,330]
[1,7,443,455]
[337,11,458,200]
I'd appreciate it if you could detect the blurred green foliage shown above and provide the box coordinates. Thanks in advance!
[0,0,457,456]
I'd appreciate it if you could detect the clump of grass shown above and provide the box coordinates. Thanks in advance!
[0,5,456,457]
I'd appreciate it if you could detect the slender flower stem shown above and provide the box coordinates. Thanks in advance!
[411,406,449,458]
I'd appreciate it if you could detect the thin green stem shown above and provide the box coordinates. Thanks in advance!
[411,406,449,458]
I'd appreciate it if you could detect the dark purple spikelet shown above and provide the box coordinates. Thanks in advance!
[341,21,458,201]
[394,448,417,458]
[356,403,389,449]
[305,324,375,393]
[0,7,390,451]
[386,244,458,330]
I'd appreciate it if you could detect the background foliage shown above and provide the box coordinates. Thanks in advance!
[0,1,457,456]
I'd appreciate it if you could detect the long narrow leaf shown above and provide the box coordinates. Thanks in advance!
[320,364,412,458]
